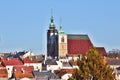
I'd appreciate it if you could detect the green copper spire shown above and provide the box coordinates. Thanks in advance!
[59,19,64,34]
[49,9,56,29]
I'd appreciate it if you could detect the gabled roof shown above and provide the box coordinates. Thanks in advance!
[13,66,34,72]
[45,59,57,65]
[27,55,44,62]
[13,66,34,79]
[95,47,107,56]
[0,68,8,78]
[67,39,93,55]
[54,69,74,77]
[13,71,34,79]
[1,58,23,66]
[33,71,59,79]
[21,58,40,64]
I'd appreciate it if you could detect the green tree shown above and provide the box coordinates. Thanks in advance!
[69,48,115,80]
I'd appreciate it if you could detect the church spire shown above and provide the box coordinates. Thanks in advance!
[50,9,54,23]
[49,9,55,29]
[59,18,64,34]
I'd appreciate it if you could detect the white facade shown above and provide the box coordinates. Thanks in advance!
[6,66,13,78]
[61,73,72,80]
[72,65,79,69]
[68,56,81,61]
[47,65,60,72]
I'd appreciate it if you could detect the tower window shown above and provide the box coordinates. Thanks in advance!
[61,37,64,42]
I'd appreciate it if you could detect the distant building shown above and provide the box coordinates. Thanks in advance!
[1,58,23,78]
[4,51,34,58]
[27,54,45,62]
[54,69,74,80]
[33,71,59,80]
[58,25,68,58]
[47,15,107,58]
[21,58,42,71]
[47,16,58,58]
[12,66,34,80]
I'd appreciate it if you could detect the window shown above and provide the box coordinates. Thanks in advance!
[61,37,64,43]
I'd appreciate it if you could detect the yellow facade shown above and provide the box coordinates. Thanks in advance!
[58,34,67,58]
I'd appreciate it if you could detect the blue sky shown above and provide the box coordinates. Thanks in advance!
[0,0,120,54]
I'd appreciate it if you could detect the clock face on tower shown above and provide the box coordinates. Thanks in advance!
[61,36,64,43]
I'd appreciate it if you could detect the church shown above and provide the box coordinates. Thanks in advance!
[47,15,106,59]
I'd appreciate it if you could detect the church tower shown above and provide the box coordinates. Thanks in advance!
[47,15,58,58]
[58,22,68,58]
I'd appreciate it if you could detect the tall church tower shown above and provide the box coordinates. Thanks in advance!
[47,15,58,58]
[58,23,68,58]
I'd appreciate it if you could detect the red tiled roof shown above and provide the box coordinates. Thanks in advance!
[13,66,34,72]
[95,47,107,56]
[13,66,34,79]
[22,58,39,64]
[67,39,93,55]
[0,68,8,78]
[0,64,4,67]
[0,62,4,67]
[13,71,34,79]
[1,58,23,66]
[54,69,74,77]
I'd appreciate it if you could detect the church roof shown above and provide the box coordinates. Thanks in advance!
[67,34,93,55]
[95,47,107,56]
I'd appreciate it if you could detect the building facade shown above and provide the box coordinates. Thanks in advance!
[58,25,68,58]
[47,15,107,58]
